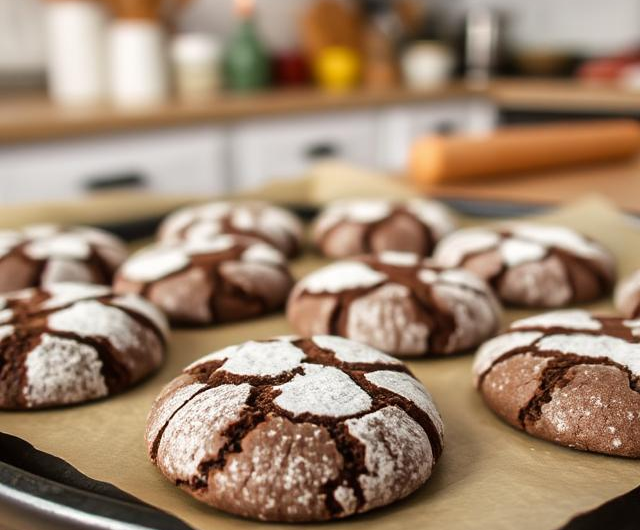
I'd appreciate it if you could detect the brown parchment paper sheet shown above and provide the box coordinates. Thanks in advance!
[1,176,640,530]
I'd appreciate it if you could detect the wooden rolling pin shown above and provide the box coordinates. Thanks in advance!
[409,120,640,185]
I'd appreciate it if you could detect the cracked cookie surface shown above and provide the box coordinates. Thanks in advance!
[0,282,167,409]
[312,198,456,258]
[473,309,640,457]
[0,224,128,293]
[434,224,616,308]
[158,201,304,258]
[114,235,293,325]
[145,336,444,522]
[286,253,501,357]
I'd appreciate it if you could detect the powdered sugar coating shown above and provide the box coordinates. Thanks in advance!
[434,228,501,267]
[23,233,91,260]
[111,294,170,340]
[23,334,107,407]
[290,257,500,357]
[510,224,605,260]
[315,200,393,235]
[536,334,640,376]
[48,300,146,354]
[512,310,603,331]
[242,243,285,265]
[436,224,613,273]
[190,340,306,377]
[0,325,14,341]
[615,269,640,317]
[314,198,455,243]
[299,262,387,294]
[147,336,443,521]
[312,335,402,365]
[345,406,433,510]
[365,370,444,437]
[160,201,303,257]
[499,238,546,267]
[473,331,544,380]
[624,319,640,337]
[0,309,13,324]
[121,246,190,282]
[156,384,251,481]
[377,251,419,267]
[120,236,286,285]
[346,283,431,356]
[405,199,455,239]
[41,283,111,310]
[438,268,493,293]
[274,364,372,417]
[146,382,208,449]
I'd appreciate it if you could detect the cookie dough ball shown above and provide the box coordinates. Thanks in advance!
[287,252,501,356]
[473,310,640,458]
[158,201,304,258]
[434,224,616,308]
[615,270,640,318]
[114,235,293,325]
[0,282,167,409]
[312,198,456,258]
[145,336,444,521]
[0,224,128,293]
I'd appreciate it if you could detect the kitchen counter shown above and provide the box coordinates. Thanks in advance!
[1,79,639,145]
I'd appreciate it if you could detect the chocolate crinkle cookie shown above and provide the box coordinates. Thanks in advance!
[434,223,616,308]
[158,201,304,258]
[114,235,293,325]
[145,335,444,522]
[312,198,456,258]
[0,282,168,409]
[286,251,501,357]
[0,223,128,293]
[473,310,640,457]
[615,269,640,318]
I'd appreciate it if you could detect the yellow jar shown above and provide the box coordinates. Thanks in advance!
[313,46,360,92]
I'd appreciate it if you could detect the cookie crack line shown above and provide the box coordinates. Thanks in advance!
[149,383,213,462]
[515,353,639,430]
[478,323,640,386]
[42,328,133,394]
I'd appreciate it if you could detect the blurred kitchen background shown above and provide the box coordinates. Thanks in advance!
[2,0,640,204]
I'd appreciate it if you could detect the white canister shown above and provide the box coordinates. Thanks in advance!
[171,34,221,101]
[401,42,454,90]
[45,0,107,106]
[107,20,169,107]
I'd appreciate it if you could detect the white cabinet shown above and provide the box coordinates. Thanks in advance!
[0,125,227,203]
[228,111,378,191]
[0,97,499,203]
[377,97,498,171]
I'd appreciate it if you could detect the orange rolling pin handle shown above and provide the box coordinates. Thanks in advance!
[409,119,640,186]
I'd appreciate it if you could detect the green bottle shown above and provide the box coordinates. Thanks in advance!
[223,0,270,92]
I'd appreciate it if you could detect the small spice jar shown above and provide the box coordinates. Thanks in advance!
[170,33,221,101]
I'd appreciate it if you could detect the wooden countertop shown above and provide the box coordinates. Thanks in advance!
[1,79,640,145]
[0,85,473,145]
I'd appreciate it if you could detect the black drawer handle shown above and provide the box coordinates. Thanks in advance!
[305,143,340,159]
[84,172,148,192]
[433,123,457,135]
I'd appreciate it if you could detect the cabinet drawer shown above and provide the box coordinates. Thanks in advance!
[0,126,227,203]
[377,98,498,171]
[229,111,377,190]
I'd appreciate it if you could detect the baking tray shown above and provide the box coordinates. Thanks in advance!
[1,197,639,530]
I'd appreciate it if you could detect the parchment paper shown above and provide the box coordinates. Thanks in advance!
[1,179,639,530]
